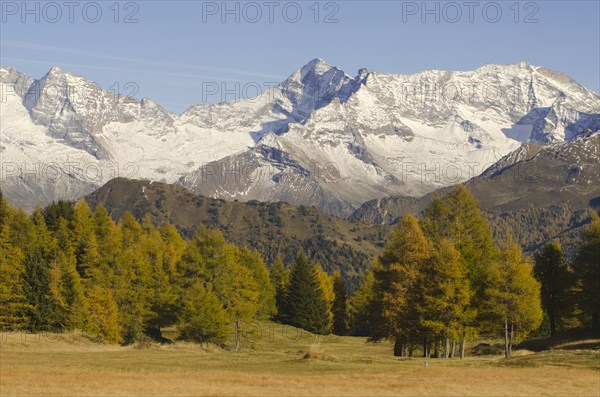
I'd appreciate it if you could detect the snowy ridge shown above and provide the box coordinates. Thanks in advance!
[1,60,600,214]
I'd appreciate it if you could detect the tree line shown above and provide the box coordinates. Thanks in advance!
[0,192,345,348]
[1,187,597,358]
[0,193,275,347]
[346,186,599,359]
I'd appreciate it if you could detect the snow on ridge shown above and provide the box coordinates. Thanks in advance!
[2,60,600,213]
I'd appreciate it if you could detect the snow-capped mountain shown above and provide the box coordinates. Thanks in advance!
[1,60,599,214]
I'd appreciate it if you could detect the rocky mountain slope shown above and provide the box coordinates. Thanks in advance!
[351,133,600,255]
[78,133,598,288]
[84,177,387,288]
[2,60,599,214]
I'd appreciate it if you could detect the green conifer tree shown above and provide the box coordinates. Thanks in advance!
[572,212,600,330]
[332,270,348,335]
[285,252,331,334]
[534,241,574,336]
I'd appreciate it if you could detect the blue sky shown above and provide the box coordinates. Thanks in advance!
[1,0,598,113]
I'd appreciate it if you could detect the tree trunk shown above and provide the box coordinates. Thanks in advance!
[460,330,466,359]
[423,336,428,358]
[504,318,510,359]
[445,336,450,359]
[509,322,514,358]
[434,338,439,358]
[549,308,556,337]
[451,339,456,358]
[235,318,241,351]
[394,337,403,357]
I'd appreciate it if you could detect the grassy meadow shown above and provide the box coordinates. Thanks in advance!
[1,321,598,397]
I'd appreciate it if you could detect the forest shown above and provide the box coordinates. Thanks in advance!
[0,186,598,359]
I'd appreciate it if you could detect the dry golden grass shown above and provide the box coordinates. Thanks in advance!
[1,324,599,397]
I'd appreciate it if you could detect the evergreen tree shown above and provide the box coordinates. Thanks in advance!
[24,208,60,331]
[43,200,75,231]
[332,270,348,335]
[285,252,331,334]
[572,212,600,331]
[50,218,88,330]
[533,241,574,336]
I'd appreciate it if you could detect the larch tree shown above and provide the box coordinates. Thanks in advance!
[159,223,186,276]
[421,239,472,358]
[484,240,543,359]
[71,200,100,279]
[142,221,179,341]
[315,263,335,329]
[114,212,153,343]
[239,247,276,319]
[373,214,431,357]
[211,243,260,351]
[421,185,496,356]
[85,284,120,344]
[0,191,8,227]
[348,268,376,336]
[269,255,289,321]
[179,280,228,346]
[0,224,30,330]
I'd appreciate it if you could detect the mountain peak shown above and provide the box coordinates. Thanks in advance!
[297,58,343,78]
[46,66,63,76]
[305,57,333,70]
